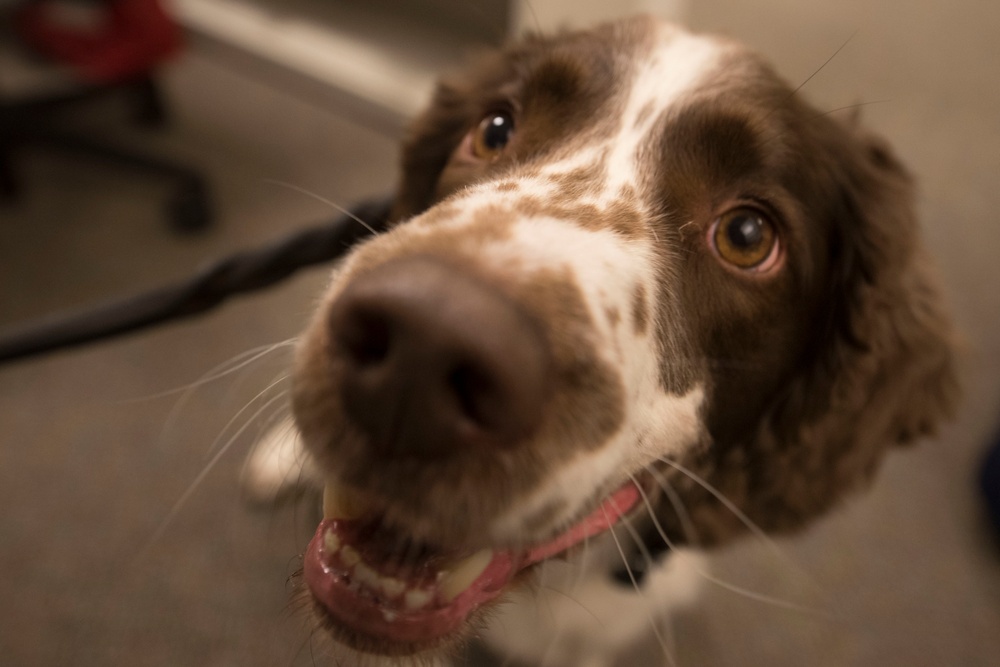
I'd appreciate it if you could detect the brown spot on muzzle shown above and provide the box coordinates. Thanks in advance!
[509,269,626,454]
[512,196,644,240]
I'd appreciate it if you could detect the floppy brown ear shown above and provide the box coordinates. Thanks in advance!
[656,126,960,549]
[389,79,476,222]
[757,126,957,529]
[772,126,960,443]
[389,41,532,223]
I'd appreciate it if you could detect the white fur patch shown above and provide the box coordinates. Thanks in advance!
[482,544,708,667]
[240,416,321,505]
[601,25,724,200]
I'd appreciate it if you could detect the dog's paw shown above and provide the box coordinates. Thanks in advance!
[239,416,321,507]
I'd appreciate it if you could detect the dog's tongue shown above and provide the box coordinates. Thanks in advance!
[303,482,639,644]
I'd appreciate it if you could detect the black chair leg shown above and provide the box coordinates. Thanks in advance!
[131,76,168,128]
[32,129,213,232]
[0,142,18,201]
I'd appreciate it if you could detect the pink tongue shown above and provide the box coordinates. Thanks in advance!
[523,482,640,565]
[304,482,640,644]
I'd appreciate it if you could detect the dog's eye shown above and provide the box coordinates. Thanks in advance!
[711,208,780,271]
[472,112,515,160]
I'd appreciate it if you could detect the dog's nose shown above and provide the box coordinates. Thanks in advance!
[328,256,551,458]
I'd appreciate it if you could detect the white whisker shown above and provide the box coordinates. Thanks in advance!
[204,374,290,459]
[263,179,380,236]
[153,340,296,454]
[537,583,605,627]
[657,456,822,591]
[604,507,677,667]
[119,339,296,404]
[630,472,830,618]
[137,390,290,558]
[644,465,699,544]
[696,570,832,617]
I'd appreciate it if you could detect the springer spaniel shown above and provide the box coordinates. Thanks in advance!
[242,16,957,666]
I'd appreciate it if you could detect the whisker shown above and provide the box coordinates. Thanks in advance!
[696,569,831,616]
[537,583,605,626]
[118,339,296,404]
[643,465,700,545]
[572,529,592,596]
[603,507,677,667]
[657,457,802,573]
[263,179,380,236]
[154,340,295,453]
[136,390,291,558]
[813,99,892,119]
[520,0,543,35]
[659,457,827,594]
[789,29,859,97]
[204,374,290,459]
[630,472,829,617]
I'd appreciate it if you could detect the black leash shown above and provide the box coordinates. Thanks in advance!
[0,195,393,365]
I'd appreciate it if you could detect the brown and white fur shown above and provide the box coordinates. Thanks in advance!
[243,16,957,667]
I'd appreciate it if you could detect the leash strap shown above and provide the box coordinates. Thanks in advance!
[0,196,393,365]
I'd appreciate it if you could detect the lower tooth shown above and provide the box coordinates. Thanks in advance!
[439,550,494,602]
[404,589,433,611]
[340,545,361,567]
[379,576,406,598]
[323,531,341,553]
[354,563,380,589]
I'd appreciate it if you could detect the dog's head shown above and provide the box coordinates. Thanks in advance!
[290,16,957,660]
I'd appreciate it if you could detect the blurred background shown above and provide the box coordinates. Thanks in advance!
[1,1,998,665]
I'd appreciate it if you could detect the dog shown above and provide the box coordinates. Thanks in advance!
[241,15,957,666]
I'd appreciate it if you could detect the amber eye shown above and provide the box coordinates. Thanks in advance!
[472,111,515,160]
[711,208,779,270]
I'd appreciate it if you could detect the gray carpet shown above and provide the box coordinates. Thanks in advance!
[2,1,999,665]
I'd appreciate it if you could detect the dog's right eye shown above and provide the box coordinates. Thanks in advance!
[472,112,515,160]
[710,207,782,273]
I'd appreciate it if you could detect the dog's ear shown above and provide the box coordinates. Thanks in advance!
[390,34,560,223]
[647,125,960,553]
[390,79,476,223]
[801,127,959,441]
[390,41,534,223]
[740,125,959,534]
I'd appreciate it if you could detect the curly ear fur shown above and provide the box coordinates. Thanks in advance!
[661,124,960,546]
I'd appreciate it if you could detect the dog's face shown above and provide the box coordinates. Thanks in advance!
[290,16,956,661]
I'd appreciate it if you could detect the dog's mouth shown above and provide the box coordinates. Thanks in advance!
[303,480,640,652]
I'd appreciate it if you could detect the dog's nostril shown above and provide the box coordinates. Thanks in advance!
[448,362,499,428]
[337,308,391,366]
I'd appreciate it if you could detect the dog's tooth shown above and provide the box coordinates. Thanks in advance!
[382,609,398,623]
[378,576,406,598]
[354,562,380,590]
[340,545,361,567]
[322,530,341,553]
[404,588,433,611]
[439,550,493,602]
[323,482,366,520]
